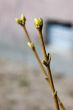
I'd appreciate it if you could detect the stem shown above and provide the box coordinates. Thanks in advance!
[37,29,65,110]
[21,24,65,110]
[22,26,48,79]
[37,30,47,61]
[47,65,60,110]
[22,26,31,42]
[58,97,65,110]
[31,43,48,77]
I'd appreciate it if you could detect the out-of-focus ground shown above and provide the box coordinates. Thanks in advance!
[0,58,73,110]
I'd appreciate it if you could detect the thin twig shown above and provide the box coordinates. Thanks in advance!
[16,16,65,110]
[36,27,65,110]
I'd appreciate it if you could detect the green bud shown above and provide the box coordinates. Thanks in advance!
[21,14,26,25]
[34,18,43,29]
[16,14,26,26]
[16,18,22,25]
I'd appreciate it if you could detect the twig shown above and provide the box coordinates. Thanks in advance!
[16,15,65,110]
[34,18,65,110]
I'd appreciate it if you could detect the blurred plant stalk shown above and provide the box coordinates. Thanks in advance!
[16,15,65,110]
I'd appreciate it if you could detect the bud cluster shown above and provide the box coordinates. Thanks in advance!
[16,14,26,26]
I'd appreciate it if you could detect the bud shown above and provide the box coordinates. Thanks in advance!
[16,14,26,26]
[16,18,22,25]
[34,18,43,29]
[21,14,26,25]
[27,42,35,50]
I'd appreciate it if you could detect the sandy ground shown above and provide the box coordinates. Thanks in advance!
[0,59,73,110]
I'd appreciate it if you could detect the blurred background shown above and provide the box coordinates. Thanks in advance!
[0,0,73,110]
